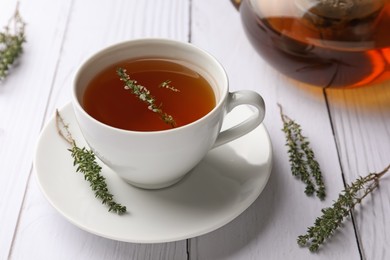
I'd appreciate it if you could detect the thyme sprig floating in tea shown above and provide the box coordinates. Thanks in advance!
[0,4,26,82]
[117,68,176,127]
[298,164,390,252]
[159,80,179,92]
[56,110,127,215]
[278,104,326,200]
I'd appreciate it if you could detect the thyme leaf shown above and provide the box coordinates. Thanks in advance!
[56,110,127,215]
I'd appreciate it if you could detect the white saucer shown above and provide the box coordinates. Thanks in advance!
[34,102,272,243]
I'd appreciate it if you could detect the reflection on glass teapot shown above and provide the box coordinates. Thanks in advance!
[233,0,390,88]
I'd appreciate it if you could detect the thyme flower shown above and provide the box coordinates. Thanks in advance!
[0,5,26,82]
[298,164,390,252]
[116,67,176,127]
[278,104,326,200]
[56,110,127,215]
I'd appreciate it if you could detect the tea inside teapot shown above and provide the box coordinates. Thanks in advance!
[235,0,390,88]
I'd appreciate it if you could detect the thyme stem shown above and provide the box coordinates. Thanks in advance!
[0,3,26,82]
[56,110,127,214]
[297,164,390,252]
[116,67,176,127]
[278,104,326,200]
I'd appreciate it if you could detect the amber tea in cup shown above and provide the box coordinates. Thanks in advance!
[83,58,216,131]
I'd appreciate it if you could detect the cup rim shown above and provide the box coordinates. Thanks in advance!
[72,38,229,135]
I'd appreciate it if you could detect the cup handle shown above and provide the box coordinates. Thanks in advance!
[213,90,265,148]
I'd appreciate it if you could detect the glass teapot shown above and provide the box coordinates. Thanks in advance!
[232,0,390,88]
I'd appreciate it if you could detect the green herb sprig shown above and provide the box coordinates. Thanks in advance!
[298,164,390,252]
[159,80,179,92]
[117,67,176,127]
[56,110,127,214]
[0,5,26,82]
[278,104,326,200]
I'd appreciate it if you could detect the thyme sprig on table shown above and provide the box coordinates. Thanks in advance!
[117,67,176,127]
[278,104,326,200]
[298,164,390,252]
[56,110,127,215]
[0,5,26,82]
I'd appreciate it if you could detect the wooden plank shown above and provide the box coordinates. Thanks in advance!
[0,0,73,258]
[9,0,189,259]
[190,0,361,259]
[326,84,390,260]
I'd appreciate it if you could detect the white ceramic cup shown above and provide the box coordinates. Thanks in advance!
[72,38,265,189]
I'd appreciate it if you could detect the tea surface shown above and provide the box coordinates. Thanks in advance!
[83,58,216,131]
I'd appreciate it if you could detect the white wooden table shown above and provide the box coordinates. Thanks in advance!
[1,0,390,259]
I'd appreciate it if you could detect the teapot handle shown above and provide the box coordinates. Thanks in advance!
[231,0,241,10]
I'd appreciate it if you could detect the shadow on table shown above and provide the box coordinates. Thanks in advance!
[187,148,280,259]
[325,81,390,111]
